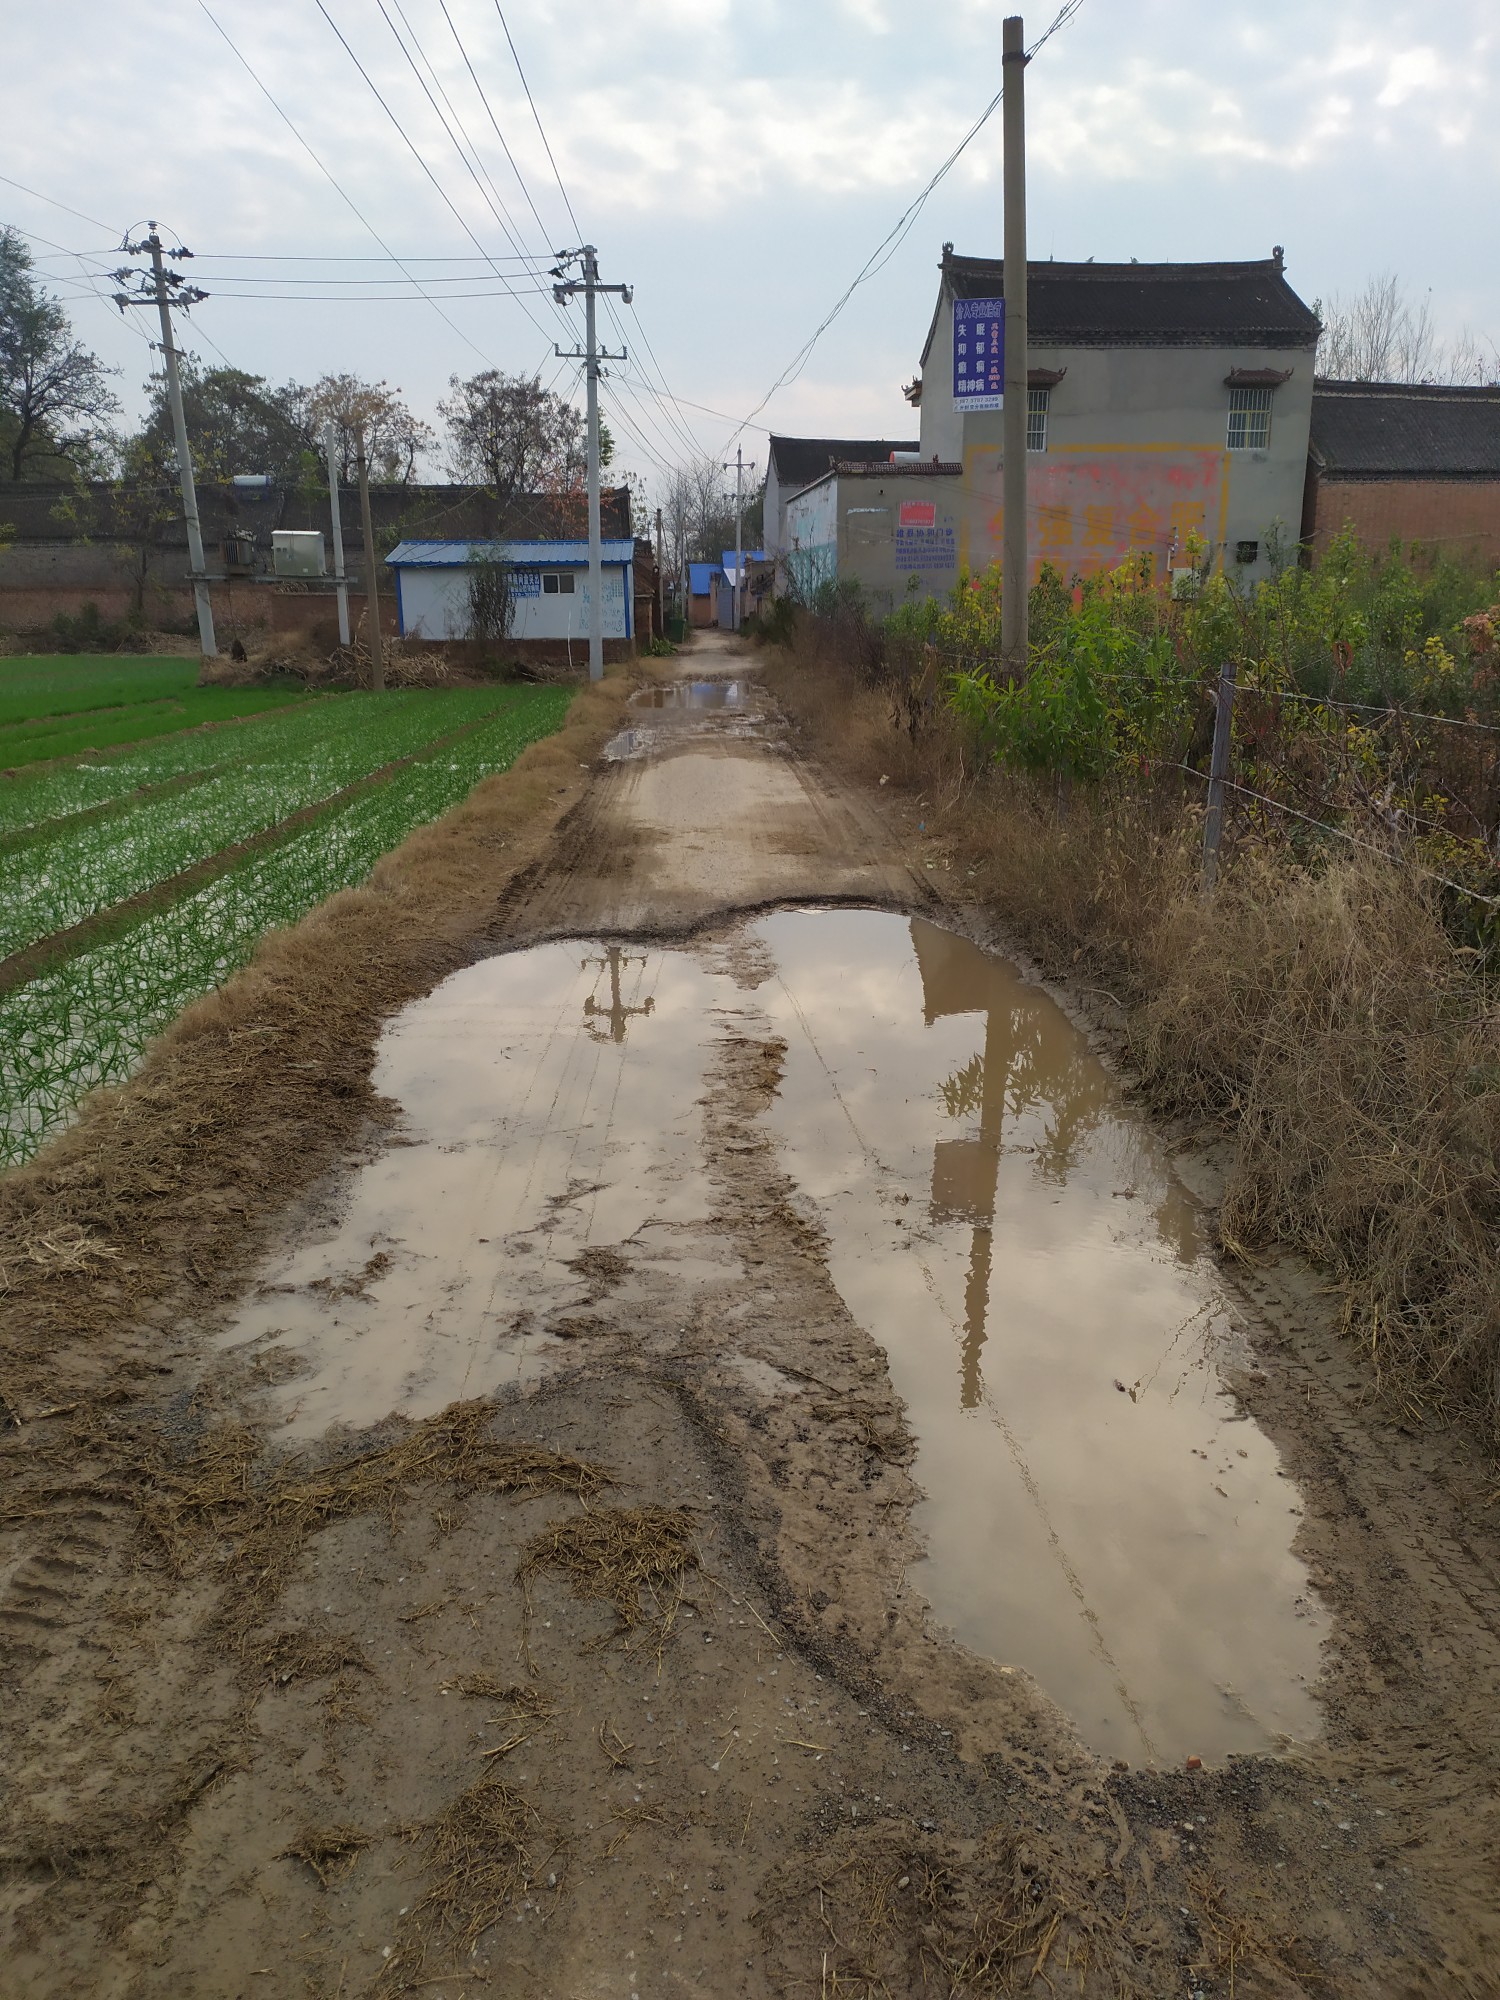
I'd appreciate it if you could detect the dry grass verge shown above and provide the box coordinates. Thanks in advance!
[765,634,1500,1445]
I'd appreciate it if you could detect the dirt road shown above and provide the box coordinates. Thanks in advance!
[3,630,1499,1996]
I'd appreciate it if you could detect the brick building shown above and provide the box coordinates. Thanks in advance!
[0,480,632,638]
[1302,381,1500,567]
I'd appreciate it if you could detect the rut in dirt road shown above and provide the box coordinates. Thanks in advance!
[4,635,1498,1999]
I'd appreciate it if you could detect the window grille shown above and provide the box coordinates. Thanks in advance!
[1226,385,1272,450]
[1027,385,1050,453]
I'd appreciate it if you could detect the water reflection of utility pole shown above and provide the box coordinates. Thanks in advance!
[581,946,655,1044]
[933,1005,1011,1409]
[917,922,1013,1411]
[914,916,1113,1409]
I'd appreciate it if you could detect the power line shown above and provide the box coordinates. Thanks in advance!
[185,257,553,274]
[191,286,560,302]
[723,0,1084,450]
[313,0,559,347]
[372,0,570,324]
[0,173,120,235]
[437,0,560,257]
[483,6,706,468]
[493,3,582,240]
[197,0,497,368]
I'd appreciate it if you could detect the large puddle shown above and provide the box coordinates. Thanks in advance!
[223,909,1324,1765]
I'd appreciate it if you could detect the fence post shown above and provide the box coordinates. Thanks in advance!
[1201,657,1240,894]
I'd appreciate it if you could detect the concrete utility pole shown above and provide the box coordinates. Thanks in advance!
[1200,656,1240,895]
[655,506,664,639]
[722,447,753,631]
[553,248,631,682]
[115,225,217,657]
[1001,16,1029,676]
[325,424,352,648]
[355,427,384,692]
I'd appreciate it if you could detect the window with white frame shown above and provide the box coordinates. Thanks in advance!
[1027,385,1050,452]
[542,572,576,594]
[1226,385,1273,450]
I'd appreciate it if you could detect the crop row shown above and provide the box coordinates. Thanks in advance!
[0,685,523,839]
[0,690,570,1166]
[0,656,200,731]
[0,688,539,961]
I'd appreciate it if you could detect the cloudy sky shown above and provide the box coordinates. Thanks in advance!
[6,0,1497,495]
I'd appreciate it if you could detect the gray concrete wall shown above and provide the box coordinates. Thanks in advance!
[788,472,962,614]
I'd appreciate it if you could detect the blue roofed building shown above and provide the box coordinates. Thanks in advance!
[384,538,636,646]
[687,559,722,628]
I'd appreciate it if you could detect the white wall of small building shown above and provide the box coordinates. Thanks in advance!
[394,563,630,641]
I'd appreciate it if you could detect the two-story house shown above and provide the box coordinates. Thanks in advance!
[912,245,1321,591]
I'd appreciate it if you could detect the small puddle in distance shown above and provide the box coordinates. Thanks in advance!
[631,680,746,710]
[754,908,1325,1767]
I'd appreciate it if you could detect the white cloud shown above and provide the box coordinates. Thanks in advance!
[2,0,1498,490]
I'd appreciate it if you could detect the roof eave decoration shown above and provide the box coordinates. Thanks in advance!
[1226,366,1294,387]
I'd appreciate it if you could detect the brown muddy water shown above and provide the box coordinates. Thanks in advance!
[222,908,1325,1767]
[632,679,747,709]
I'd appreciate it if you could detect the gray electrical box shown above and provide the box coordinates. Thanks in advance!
[272,530,326,579]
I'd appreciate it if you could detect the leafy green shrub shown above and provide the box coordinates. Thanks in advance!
[46,602,152,655]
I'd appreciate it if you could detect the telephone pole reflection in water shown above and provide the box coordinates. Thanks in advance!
[582,945,655,1044]
[914,920,1114,1408]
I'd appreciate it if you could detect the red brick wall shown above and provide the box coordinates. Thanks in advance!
[1309,477,1500,566]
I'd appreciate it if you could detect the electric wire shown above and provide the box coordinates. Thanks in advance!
[487,3,708,470]
[436,0,561,257]
[722,0,1085,451]
[314,0,560,347]
[493,2,582,240]
[196,0,498,368]
[0,174,121,236]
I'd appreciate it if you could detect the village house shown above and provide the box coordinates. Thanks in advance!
[786,246,1322,609]
[1302,380,1500,568]
[763,434,918,559]
[385,537,636,655]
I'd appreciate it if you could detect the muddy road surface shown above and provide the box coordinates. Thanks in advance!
[4,630,1500,1997]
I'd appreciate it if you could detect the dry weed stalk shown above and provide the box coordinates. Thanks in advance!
[386,1777,554,1975]
[520,1504,698,1652]
[278,1822,372,1888]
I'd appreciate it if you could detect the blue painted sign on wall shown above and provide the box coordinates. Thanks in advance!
[953,297,1004,413]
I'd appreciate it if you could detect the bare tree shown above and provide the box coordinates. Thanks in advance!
[301,373,433,484]
[438,370,594,517]
[656,454,742,571]
[1318,272,1498,384]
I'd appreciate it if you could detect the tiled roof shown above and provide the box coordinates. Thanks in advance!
[0,481,631,546]
[1310,380,1500,479]
[925,251,1321,355]
[385,540,635,566]
[768,436,918,488]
